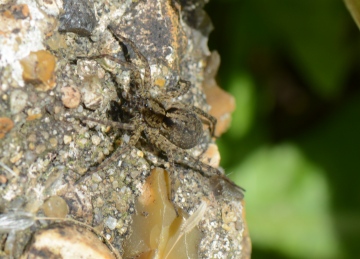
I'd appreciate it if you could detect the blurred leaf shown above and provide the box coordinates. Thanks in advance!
[231,144,342,258]
[344,0,360,29]
[226,73,256,139]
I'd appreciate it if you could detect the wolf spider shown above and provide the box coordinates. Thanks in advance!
[75,25,243,196]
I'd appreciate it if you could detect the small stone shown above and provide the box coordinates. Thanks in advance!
[80,82,103,110]
[20,50,56,91]
[222,204,237,224]
[59,0,97,36]
[26,113,42,121]
[42,196,69,218]
[112,180,119,189]
[105,216,117,230]
[91,135,101,145]
[0,175,7,184]
[49,138,58,147]
[0,117,14,139]
[54,106,62,114]
[27,133,37,142]
[63,135,72,144]
[95,196,105,208]
[28,143,35,150]
[154,77,166,88]
[10,90,28,114]
[122,134,130,143]
[222,223,231,231]
[24,151,36,163]
[10,152,23,164]
[77,105,84,113]
[35,144,46,154]
[136,150,144,158]
[61,86,81,108]
[77,138,88,148]
[4,4,30,20]
[92,173,102,183]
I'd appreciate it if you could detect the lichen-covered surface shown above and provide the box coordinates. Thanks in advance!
[0,0,250,258]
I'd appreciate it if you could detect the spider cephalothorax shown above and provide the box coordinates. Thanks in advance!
[75,25,243,197]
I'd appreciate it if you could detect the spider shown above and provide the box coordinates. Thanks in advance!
[75,25,243,197]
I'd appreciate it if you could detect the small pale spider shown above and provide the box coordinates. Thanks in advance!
[75,25,243,197]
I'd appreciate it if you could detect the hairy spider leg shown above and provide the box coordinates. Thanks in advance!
[77,55,137,71]
[190,105,217,137]
[144,127,179,202]
[75,117,144,185]
[143,126,243,198]
[166,79,191,99]
[164,79,217,137]
[108,25,152,91]
[74,116,135,131]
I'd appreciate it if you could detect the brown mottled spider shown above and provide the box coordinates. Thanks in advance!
[75,25,243,197]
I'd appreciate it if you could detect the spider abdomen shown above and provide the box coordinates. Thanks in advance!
[161,108,203,149]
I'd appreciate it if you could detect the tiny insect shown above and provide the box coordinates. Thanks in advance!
[75,24,244,197]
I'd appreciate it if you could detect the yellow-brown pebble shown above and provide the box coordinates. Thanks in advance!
[42,196,69,218]
[0,117,14,139]
[10,152,23,164]
[20,50,56,91]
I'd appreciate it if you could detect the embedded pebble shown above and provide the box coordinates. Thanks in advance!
[136,150,144,157]
[10,90,28,114]
[27,133,37,142]
[92,173,102,183]
[77,105,84,113]
[24,151,36,163]
[42,196,69,218]
[20,50,56,91]
[61,86,81,108]
[35,144,46,154]
[91,135,101,145]
[0,175,7,184]
[222,204,237,223]
[95,196,105,208]
[49,137,58,147]
[105,216,117,230]
[112,180,119,189]
[28,143,35,150]
[63,135,72,144]
[10,152,23,164]
[0,117,14,139]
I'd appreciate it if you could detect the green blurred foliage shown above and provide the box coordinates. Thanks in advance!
[206,0,360,258]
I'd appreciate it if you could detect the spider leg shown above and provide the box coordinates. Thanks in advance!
[167,79,191,99]
[108,25,152,90]
[144,128,179,201]
[78,53,144,96]
[75,116,135,131]
[77,55,137,71]
[190,105,217,137]
[144,127,243,196]
[161,99,217,138]
[75,119,144,185]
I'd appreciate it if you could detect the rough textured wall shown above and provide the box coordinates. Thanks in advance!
[0,0,250,258]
